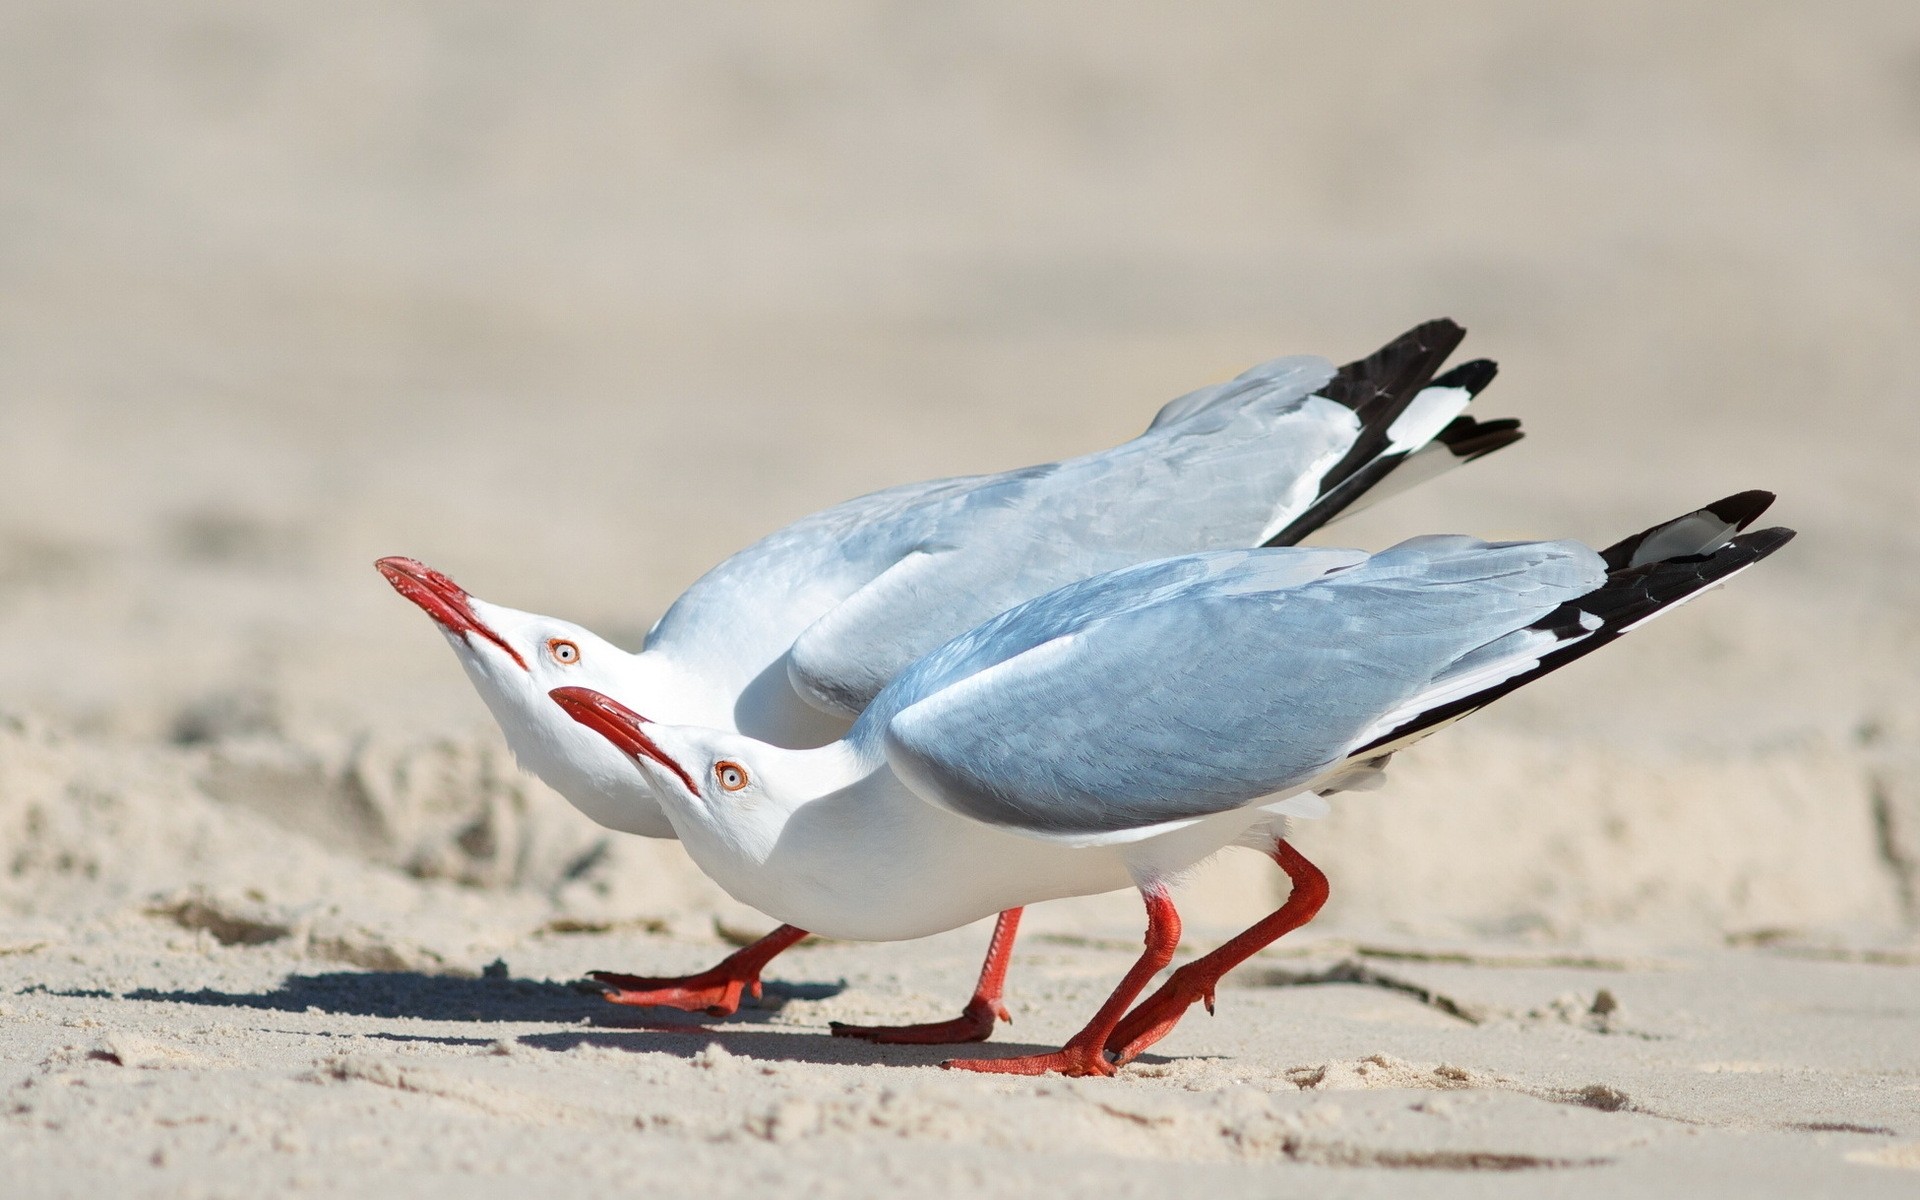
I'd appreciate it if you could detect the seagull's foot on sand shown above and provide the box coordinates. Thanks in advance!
[1103,968,1217,1066]
[589,967,764,1017]
[944,891,1180,1077]
[1105,839,1330,1066]
[833,907,1025,1045]
[943,1035,1117,1078]
[588,924,814,1018]
[830,996,1010,1045]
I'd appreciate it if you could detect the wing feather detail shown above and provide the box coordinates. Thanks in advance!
[873,539,1603,840]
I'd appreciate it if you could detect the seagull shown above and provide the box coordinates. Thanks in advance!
[549,494,1792,1076]
[377,319,1520,1041]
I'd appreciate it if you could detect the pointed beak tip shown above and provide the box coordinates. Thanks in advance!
[548,685,604,716]
[374,556,528,671]
[549,689,697,795]
[374,555,420,582]
[550,686,645,728]
[374,555,456,592]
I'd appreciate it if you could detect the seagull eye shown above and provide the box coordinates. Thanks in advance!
[715,761,749,792]
[547,639,580,665]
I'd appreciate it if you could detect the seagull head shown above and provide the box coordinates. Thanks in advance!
[550,685,810,859]
[374,556,674,837]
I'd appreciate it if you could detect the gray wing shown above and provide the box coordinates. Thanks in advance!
[872,538,1605,841]
[789,323,1525,718]
[644,357,1336,697]
[650,323,1517,726]
[782,355,1356,715]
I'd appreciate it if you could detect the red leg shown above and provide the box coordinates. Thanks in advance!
[590,925,812,1017]
[945,889,1181,1077]
[1104,839,1328,1065]
[831,908,1024,1044]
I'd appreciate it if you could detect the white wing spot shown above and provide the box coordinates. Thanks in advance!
[1383,386,1472,456]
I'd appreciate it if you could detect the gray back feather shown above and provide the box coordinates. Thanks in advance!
[773,356,1349,714]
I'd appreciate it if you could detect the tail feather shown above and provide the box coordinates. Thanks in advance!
[1265,324,1519,546]
[1345,497,1794,759]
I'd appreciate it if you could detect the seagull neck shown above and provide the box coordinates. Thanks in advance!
[619,647,736,730]
[755,739,876,806]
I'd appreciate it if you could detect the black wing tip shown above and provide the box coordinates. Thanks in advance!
[1734,525,1795,559]
[1651,525,1794,587]
[1409,316,1466,342]
[1356,520,1792,755]
[1372,317,1467,354]
[1598,522,1793,609]
[1278,319,1490,542]
[1430,358,1498,396]
[1705,490,1776,532]
[1598,490,1783,570]
[1322,319,1469,415]
[1393,317,1467,363]
[1436,415,1524,460]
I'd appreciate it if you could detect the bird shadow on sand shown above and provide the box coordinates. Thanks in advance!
[44,970,1166,1069]
[518,1025,1150,1071]
[91,968,844,1029]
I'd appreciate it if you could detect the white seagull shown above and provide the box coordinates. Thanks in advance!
[549,494,1791,1076]
[378,320,1521,1041]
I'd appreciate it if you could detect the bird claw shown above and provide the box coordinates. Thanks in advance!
[587,969,757,1018]
[830,996,1009,1045]
[942,1040,1117,1077]
[1101,973,1220,1066]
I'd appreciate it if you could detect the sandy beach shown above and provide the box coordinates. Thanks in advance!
[3,2,1919,1194]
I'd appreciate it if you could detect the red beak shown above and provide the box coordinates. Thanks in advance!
[549,686,698,796]
[375,556,528,671]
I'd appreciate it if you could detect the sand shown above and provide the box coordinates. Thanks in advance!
[3,2,1919,1195]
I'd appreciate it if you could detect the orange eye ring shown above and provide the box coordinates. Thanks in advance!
[547,638,580,665]
[715,761,749,792]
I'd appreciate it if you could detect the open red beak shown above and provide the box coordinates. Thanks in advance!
[375,556,528,671]
[549,687,698,796]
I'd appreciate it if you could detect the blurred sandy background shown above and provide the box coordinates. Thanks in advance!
[3,4,1920,1194]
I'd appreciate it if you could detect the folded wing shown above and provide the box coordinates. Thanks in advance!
[788,321,1518,718]
[874,538,1605,841]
